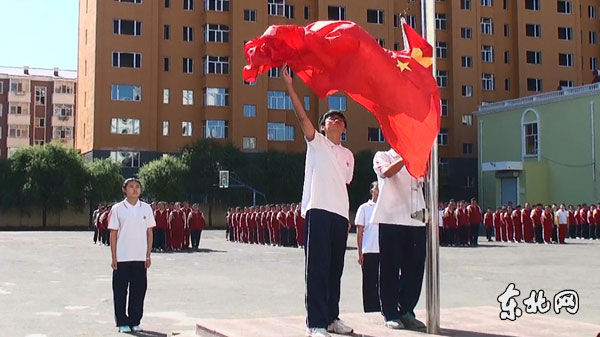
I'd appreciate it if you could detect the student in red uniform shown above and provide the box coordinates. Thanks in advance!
[277,205,289,247]
[286,204,298,248]
[101,207,112,245]
[581,204,590,239]
[591,205,599,240]
[575,205,583,239]
[262,206,271,245]
[295,204,306,247]
[521,203,534,243]
[503,206,514,242]
[467,199,482,246]
[512,205,523,243]
[153,202,169,252]
[271,205,281,246]
[256,206,264,245]
[456,202,470,246]
[541,205,554,244]
[188,203,206,250]
[568,205,576,239]
[169,202,185,250]
[182,201,192,249]
[531,204,543,244]
[493,207,503,242]
[483,207,493,242]
[443,202,457,246]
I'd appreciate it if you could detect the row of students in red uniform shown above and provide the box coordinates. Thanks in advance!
[152,201,207,251]
[225,203,306,248]
[440,199,483,247]
[92,204,112,246]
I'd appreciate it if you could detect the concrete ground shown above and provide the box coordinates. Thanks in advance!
[0,231,598,337]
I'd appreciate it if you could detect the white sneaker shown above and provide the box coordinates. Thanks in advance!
[131,325,142,332]
[118,326,132,333]
[327,319,353,335]
[384,319,404,329]
[306,327,331,337]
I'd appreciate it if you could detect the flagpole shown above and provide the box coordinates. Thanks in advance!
[423,0,440,334]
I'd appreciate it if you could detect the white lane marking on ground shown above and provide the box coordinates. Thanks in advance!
[0,288,11,295]
[65,305,90,310]
[95,278,111,282]
[2,282,16,286]
[25,334,48,337]
[35,312,62,317]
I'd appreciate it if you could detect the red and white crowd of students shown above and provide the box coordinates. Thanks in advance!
[225,203,306,247]
[92,201,207,251]
[441,200,599,246]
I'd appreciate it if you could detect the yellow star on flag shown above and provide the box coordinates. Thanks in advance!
[410,48,433,68]
[396,59,411,72]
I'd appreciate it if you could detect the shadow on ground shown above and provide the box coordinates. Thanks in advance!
[130,330,167,337]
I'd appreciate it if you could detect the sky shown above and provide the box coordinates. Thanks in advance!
[0,0,79,70]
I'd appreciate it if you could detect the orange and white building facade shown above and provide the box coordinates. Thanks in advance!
[0,66,76,158]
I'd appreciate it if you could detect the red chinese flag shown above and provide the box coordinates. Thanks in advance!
[243,21,440,178]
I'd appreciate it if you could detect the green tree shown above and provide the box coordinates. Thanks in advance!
[138,155,189,202]
[86,158,123,206]
[0,158,16,210]
[9,143,89,227]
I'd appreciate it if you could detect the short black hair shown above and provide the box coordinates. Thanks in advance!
[122,177,142,189]
[318,110,348,129]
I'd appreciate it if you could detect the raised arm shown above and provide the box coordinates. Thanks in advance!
[282,66,316,141]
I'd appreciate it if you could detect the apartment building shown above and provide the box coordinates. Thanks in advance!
[0,66,76,158]
[77,0,600,199]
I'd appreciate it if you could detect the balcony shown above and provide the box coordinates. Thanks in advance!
[51,115,74,127]
[8,90,31,103]
[52,92,75,105]
[7,113,30,125]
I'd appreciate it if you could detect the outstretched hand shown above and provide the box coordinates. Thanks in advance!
[282,65,293,85]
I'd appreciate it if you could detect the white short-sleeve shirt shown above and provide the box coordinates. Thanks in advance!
[108,199,156,262]
[301,132,354,220]
[556,209,568,225]
[370,149,426,227]
[354,200,379,254]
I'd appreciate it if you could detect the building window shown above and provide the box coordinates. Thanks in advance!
[244,9,257,22]
[328,6,345,20]
[35,87,46,105]
[367,9,384,24]
[461,56,472,68]
[482,73,495,91]
[438,129,448,145]
[441,99,448,117]
[36,118,45,127]
[589,6,596,18]
[367,127,385,142]
[182,121,193,136]
[0,82,3,94]
[243,80,256,86]
[463,143,474,154]
[436,70,448,88]
[115,0,142,4]
[462,115,473,126]
[461,0,471,10]
[462,85,473,97]
[435,13,447,30]
[53,126,73,139]
[527,78,542,92]
[267,122,294,141]
[481,0,492,7]
[243,137,257,150]
[465,176,475,188]
[164,25,170,40]
[112,52,141,68]
[525,0,540,10]
[557,1,572,14]
[54,104,74,117]
[591,57,598,70]
[182,90,194,105]
[439,158,449,174]
[406,15,417,28]
[0,104,3,117]
[183,57,194,73]
[559,80,574,88]
[461,27,472,39]
[504,50,511,64]
[205,24,229,42]
[9,104,28,115]
[268,0,284,15]
[163,89,169,104]
[183,26,194,42]
[481,45,494,62]
[481,18,493,35]
[165,0,170,8]
[526,51,542,64]
[184,0,193,10]
[111,84,141,101]
[8,125,29,138]
[111,118,140,135]
[55,84,74,94]
[377,39,385,47]
[204,88,229,106]
[162,121,169,136]
[205,0,229,11]
[558,27,573,40]
[110,151,140,168]
[268,67,281,78]
[525,24,541,37]
[590,32,597,44]
[505,78,511,91]
[504,24,509,37]
[304,96,310,110]
[267,91,292,110]
[9,80,24,93]
[243,104,257,117]
[523,121,538,156]
[113,19,142,35]
[164,57,170,71]
[204,56,229,74]
[204,120,228,139]
[559,53,574,67]
[436,42,447,59]
[328,96,347,111]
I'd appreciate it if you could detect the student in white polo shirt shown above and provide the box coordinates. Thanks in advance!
[108,178,156,333]
[371,148,427,331]
[355,181,380,313]
[283,66,355,337]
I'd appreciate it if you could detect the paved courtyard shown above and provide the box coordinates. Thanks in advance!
[0,231,598,337]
